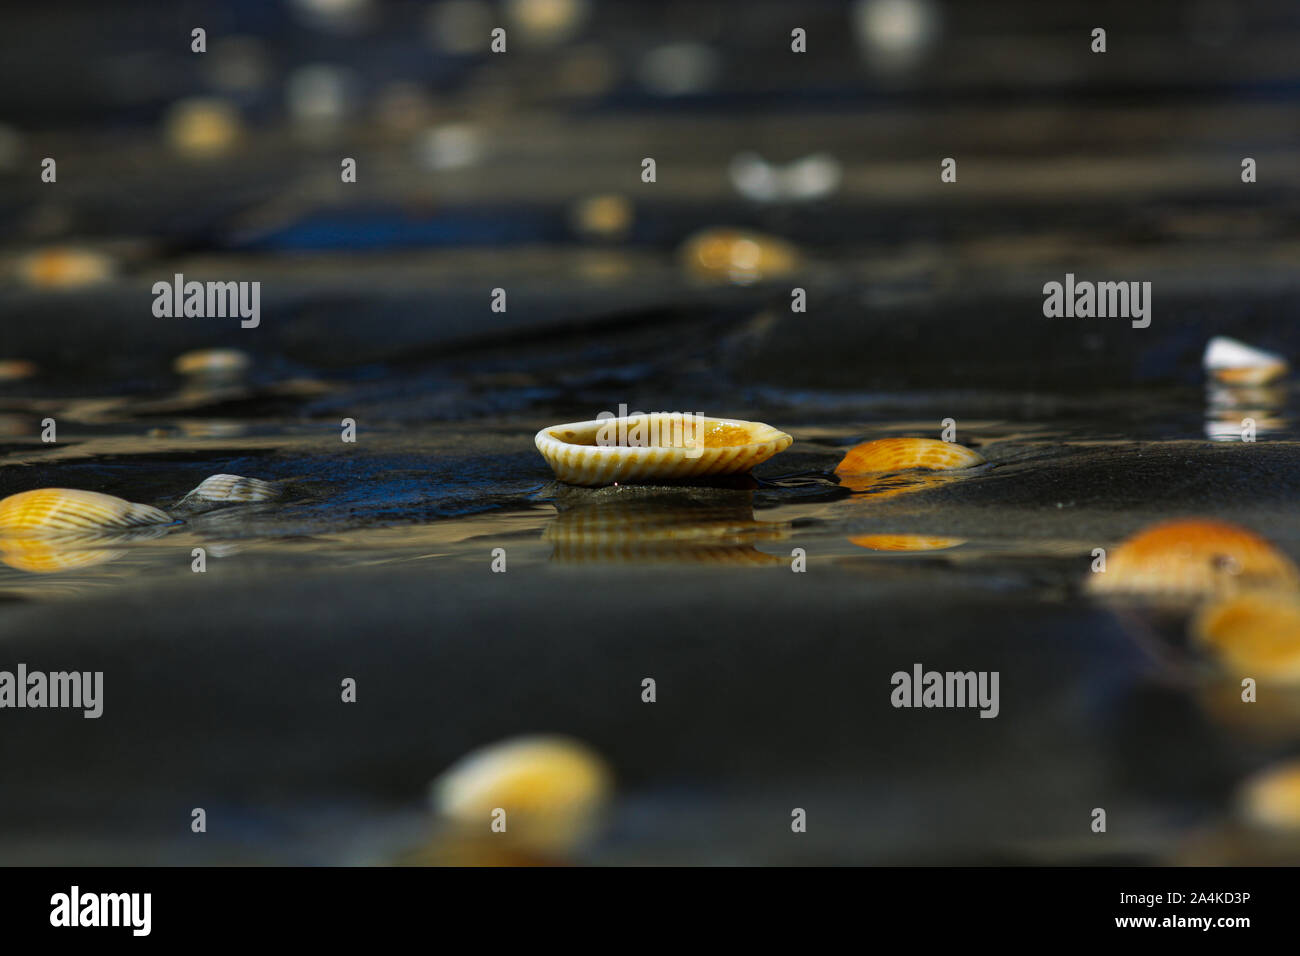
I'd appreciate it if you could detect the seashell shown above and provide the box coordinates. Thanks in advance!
[1239,760,1300,831]
[849,534,966,552]
[15,247,115,289]
[1203,336,1288,386]
[1193,591,1300,683]
[173,348,251,377]
[430,735,611,853]
[536,413,792,487]
[178,474,280,505]
[680,228,801,285]
[1087,519,1300,601]
[835,437,986,476]
[0,489,172,536]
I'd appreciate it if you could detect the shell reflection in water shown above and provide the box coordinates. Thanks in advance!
[545,486,788,565]
[400,735,612,864]
[1193,591,1300,684]
[679,228,801,285]
[849,534,966,552]
[1086,519,1300,602]
[0,538,127,574]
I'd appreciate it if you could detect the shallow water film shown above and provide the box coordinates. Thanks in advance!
[2,0,1300,870]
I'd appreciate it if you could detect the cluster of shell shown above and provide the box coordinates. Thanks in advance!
[0,475,279,573]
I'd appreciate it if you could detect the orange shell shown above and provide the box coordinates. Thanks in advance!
[835,438,985,476]
[1193,591,1300,682]
[1088,519,1300,600]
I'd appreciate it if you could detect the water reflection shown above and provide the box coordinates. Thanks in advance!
[1204,381,1289,441]
[544,486,788,565]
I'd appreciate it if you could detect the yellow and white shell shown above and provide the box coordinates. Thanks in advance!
[535,413,792,487]
[429,735,612,854]
[0,488,172,536]
[179,474,279,504]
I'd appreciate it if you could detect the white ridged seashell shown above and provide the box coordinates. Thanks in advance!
[179,474,280,504]
[1203,336,1288,385]
[535,413,793,487]
[0,488,172,536]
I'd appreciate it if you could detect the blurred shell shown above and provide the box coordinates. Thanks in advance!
[1193,591,1300,683]
[430,735,611,853]
[569,194,633,240]
[174,348,251,377]
[636,42,719,96]
[680,228,800,285]
[729,152,842,203]
[1239,760,1300,831]
[836,437,985,475]
[0,489,171,536]
[1204,336,1288,386]
[0,359,37,381]
[505,0,589,47]
[850,534,966,552]
[1087,519,1300,600]
[164,97,243,158]
[15,247,115,289]
[179,474,280,505]
[536,413,792,487]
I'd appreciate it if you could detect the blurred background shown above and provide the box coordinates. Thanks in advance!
[1,0,1299,865]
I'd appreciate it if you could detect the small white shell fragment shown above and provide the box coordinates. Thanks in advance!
[536,413,793,487]
[0,488,172,536]
[430,735,611,853]
[1203,336,1288,385]
[180,474,280,504]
